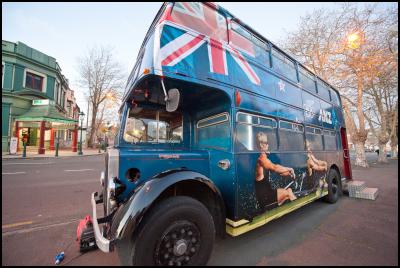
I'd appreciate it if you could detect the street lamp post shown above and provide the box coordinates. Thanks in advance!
[105,121,111,152]
[78,111,85,155]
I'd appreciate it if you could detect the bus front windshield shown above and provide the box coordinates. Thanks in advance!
[123,107,183,144]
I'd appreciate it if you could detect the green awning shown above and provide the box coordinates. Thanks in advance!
[15,104,78,129]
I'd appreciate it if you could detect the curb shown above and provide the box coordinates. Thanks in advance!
[2,153,105,160]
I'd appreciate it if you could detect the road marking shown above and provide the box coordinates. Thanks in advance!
[2,221,33,229]
[2,162,54,165]
[2,219,80,237]
[64,169,94,172]
[2,172,27,175]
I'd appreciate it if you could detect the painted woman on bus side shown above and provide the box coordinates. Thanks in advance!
[306,141,328,195]
[255,132,297,209]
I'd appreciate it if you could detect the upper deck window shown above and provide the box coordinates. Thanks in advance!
[171,2,228,43]
[230,21,269,52]
[123,108,183,144]
[317,79,331,101]
[299,66,317,93]
[229,20,270,66]
[230,21,253,43]
[272,48,297,82]
[331,88,341,106]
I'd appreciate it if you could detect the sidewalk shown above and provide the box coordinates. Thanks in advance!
[2,148,105,160]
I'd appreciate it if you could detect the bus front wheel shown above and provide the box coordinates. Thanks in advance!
[132,196,215,266]
[323,169,341,203]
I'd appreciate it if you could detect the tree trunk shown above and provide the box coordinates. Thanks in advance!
[391,145,398,158]
[88,105,98,148]
[377,132,390,163]
[390,133,398,159]
[354,141,369,168]
[377,143,388,163]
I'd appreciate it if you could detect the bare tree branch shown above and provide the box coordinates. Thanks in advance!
[76,46,126,147]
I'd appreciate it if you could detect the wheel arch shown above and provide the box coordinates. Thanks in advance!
[110,169,226,242]
[150,179,227,238]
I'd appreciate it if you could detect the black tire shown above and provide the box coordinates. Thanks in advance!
[323,169,342,203]
[131,196,215,266]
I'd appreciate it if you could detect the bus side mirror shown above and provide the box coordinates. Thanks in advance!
[166,88,180,112]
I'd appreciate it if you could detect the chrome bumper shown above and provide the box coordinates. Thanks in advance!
[91,192,113,252]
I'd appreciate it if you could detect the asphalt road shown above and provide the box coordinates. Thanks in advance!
[2,153,398,266]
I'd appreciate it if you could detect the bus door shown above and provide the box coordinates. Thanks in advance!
[196,112,236,218]
[340,127,352,180]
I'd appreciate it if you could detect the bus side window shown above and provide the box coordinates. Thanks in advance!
[323,130,337,150]
[236,112,277,151]
[278,120,305,151]
[197,113,230,151]
[305,126,323,151]
[255,118,278,151]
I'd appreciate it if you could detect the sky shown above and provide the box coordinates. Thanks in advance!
[2,2,395,120]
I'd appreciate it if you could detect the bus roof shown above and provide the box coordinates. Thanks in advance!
[123,2,341,105]
[209,2,341,96]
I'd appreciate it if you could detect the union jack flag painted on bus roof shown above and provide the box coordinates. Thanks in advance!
[154,2,261,85]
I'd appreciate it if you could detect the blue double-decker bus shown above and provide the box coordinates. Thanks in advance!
[90,2,353,265]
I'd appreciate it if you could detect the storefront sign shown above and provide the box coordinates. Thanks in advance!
[32,99,49,106]
[19,121,39,128]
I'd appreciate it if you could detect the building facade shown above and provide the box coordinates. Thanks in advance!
[2,40,80,153]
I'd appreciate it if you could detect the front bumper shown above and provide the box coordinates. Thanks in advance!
[91,192,114,252]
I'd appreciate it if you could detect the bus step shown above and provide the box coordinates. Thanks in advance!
[352,187,379,200]
[347,180,366,196]
[348,180,378,200]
